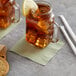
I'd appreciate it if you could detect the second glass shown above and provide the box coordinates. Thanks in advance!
[0,0,20,29]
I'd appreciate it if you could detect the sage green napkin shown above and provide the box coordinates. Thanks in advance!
[0,18,22,39]
[11,36,64,65]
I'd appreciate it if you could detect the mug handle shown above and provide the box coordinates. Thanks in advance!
[13,3,20,23]
[52,24,59,42]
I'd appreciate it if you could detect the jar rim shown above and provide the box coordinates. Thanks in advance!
[35,1,52,15]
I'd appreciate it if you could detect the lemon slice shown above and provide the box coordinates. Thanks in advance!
[23,0,38,16]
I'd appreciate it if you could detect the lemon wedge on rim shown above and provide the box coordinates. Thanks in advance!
[23,0,38,16]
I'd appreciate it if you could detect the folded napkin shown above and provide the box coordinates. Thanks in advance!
[11,36,64,65]
[0,18,22,40]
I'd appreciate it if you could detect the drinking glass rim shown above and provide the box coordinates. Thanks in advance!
[35,1,53,15]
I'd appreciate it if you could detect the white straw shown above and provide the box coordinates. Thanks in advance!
[59,15,76,44]
[60,26,76,55]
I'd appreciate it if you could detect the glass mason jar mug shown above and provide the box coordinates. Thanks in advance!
[26,1,59,48]
[0,0,20,29]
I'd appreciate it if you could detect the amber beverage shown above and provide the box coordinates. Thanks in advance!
[26,1,58,48]
[0,0,20,29]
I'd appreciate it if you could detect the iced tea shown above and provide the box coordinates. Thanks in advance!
[26,2,55,48]
[0,0,20,29]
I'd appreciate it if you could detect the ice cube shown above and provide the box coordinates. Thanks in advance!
[31,9,40,20]
[26,30,37,44]
[0,17,11,29]
[35,37,49,48]
[0,0,9,5]
[0,2,13,16]
[38,20,50,34]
